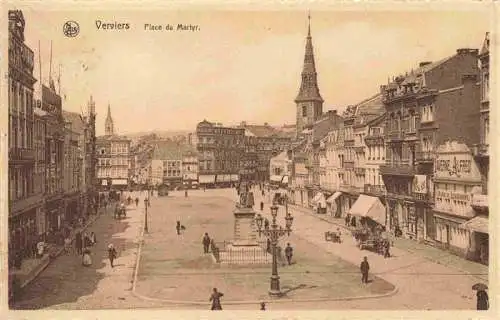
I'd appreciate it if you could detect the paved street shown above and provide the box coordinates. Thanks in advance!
[11,197,158,310]
[11,189,488,310]
[135,189,394,303]
[250,188,485,310]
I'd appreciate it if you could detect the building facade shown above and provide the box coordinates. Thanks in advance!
[182,150,199,188]
[41,83,66,234]
[196,120,244,187]
[96,135,131,191]
[380,48,480,242]
[8,10,39,259]
[269,150,292,188]
[362,114,387,204]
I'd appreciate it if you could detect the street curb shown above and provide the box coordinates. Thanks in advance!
[130,198,400,306]
[291,204,489,282]
[131,281,399,306]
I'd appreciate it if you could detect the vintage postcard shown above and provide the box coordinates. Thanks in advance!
[2,0,497,319]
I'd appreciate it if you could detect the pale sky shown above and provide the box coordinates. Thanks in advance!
[20,8,489,135]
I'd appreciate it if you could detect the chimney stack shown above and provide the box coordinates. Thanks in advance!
[456,48,479,56]
[419,61,432,68]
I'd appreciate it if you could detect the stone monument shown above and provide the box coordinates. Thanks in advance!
[216,182,271,265]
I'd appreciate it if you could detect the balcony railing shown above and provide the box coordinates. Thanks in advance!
[344,139,355,147]
[9,193,43,217]
[9,147,36,161]
[387,131,404,141]
[363,184,386,196]
[380,160,415,176]
[413,192,430,202]
[354,167,366,175]
[343,160,354,169]
[415,151,435,162]
[354,146,365,153]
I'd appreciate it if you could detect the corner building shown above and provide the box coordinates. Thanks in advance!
[380,48,480,242]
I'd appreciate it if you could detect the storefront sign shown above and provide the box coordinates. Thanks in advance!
[435,190,471,202]
[434,141,481,181]
[112,179,128,185]
[435,157,472,176]
[413,175,427,194]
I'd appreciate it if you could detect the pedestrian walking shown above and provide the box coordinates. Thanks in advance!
[135,197,139,207]
[108,243,118,268]
[176,221,181,235]
[360,256,370,284]
[285,243,293,265]
[384,240,391,258]
[260,201,264,211]
[82,248,92,267]
[264,218,269,231]
[90,232,97,246]
[476,289,489,310]
[202,233,211,254]
[260,302,266,310]
[185,190,188,197]
[209,288,224,310]
[345,214,350,227]
[75,231,83,255]
[83,232,92,248]
[64,237,72,255]
[266,238,271,253]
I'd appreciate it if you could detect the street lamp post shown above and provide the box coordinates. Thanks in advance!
[255,205,294,297]
[144,198,149,233]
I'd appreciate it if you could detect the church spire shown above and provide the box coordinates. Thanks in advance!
[295,13,323,103]
[105,103,114,135]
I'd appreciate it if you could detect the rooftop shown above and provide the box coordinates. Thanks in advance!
[152,141,197,160]
[62,110,86,134]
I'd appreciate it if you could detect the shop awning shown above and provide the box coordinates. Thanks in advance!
[312,192,326,207]
[281,176,289,184]
[270,175,282,182]
[326,191,342,203]
[199,175,215,184]
[349,195,386,225]
[460,215,488,234]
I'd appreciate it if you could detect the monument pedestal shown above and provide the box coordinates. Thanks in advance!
[214,204,271,265]
[232,206,258,246]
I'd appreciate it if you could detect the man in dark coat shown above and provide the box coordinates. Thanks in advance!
[176,221,181,235]
[202,233,211,254]
[260,201,264,211]
[209,287,224,310]
[477,289,489,310]
[285,243,293,265]
[108,244,117,268]
[360,256,370,284]
[75,231,83,255]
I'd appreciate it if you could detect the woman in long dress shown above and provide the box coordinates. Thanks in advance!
[82,248,92,267]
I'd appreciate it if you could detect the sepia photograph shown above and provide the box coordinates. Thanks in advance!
[3,1,496,317]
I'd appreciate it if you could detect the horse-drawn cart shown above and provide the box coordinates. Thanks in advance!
[325,231,342,243]
[114,204,127,220]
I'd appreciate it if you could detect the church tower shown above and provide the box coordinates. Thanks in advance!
[295,14,324,139]
[105,103,114,136]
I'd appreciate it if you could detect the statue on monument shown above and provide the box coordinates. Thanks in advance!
[238,181,254,208]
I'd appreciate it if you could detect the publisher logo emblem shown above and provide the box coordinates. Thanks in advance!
[63,21,80,37]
